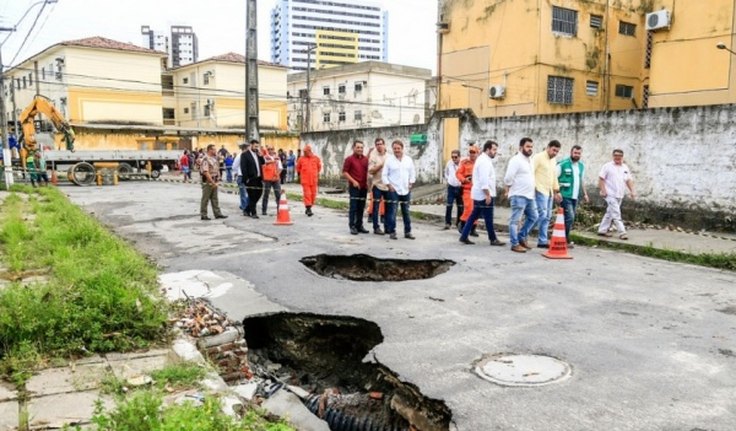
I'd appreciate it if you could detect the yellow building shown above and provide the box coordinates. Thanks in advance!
[5,36,167,127]
[315,30,359,69]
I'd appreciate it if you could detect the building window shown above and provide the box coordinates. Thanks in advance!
[354,82,363,92]
[645,31,653,69]
[182,77,189,84]
[590,14,603,29]
[615,84,634,98]
[204,103,211,117]
[42,67,46,79]
[642,85,650,109]
[22,77,27,89]
[338,84,346,94]
[323,112,330,123]
[338,111,346,122]
[190,102,197,119]
[586,81,599,96]
[323,86,330,95]
[183,107,189,114]
[552,6,577,36]
[203,74,210,85]
[354,110,362,122]
[547,76,574,105]
[299,88,308,98]
[619,21,636,36]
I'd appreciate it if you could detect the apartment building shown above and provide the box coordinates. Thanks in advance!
[287,61,430,132]
[141,25,199,68]
[169,53,288,131]
[270,0,388,70]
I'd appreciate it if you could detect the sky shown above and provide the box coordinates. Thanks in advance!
[0,0,437,72]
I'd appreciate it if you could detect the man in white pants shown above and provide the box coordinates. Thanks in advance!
[597,149,636,239]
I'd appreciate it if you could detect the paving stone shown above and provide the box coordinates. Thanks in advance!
[26,362,108,396]
[0,381,16,402]
[28,391,113,429]
[105,348,169,362]
[108,354,168,381]
[74,355,106,365]
[0,400,18,430]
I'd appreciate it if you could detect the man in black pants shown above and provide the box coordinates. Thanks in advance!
[240,139,264,218]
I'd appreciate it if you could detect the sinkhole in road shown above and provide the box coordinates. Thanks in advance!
[244,312,452,431]
[300,254,455,282]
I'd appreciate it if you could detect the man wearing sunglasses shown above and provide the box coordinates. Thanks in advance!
[444,150,464,230]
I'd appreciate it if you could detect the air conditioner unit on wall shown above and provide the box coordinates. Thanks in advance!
[489,85,506,99]
[646,10,671,31]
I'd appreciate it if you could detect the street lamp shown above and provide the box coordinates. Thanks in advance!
[716,41,736,56]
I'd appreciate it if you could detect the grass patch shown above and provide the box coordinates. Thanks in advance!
[571,234,736,271]
[151,362,208,391]
[0,187,168,382]
[91,390,295,431]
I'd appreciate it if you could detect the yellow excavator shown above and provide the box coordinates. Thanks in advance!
[18,95,75,167]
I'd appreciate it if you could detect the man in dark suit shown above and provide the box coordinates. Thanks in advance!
[241,139,265,218]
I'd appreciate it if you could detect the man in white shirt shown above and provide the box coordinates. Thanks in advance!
[459,140,505,246]
[598,148,636,239]
[232,142,249,213]
[444,149,463,229]
[381,140,416,240]
[503,137,539,253]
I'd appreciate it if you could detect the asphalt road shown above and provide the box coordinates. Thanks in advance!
[64,182,736,431]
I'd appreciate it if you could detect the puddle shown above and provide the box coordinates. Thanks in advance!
[300,254,455,282]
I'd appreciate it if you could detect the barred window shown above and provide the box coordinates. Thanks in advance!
[338,111,346,122]
[354,110,362,122]
[552,6,577,36]
[619,21,636,36]
[547,76,574,105]
[590,14,603,29]
[586,81,599,96]
[615,84,634,98]
[323,112,330,123]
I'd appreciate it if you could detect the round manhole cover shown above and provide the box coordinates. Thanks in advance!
[475,354,571,387]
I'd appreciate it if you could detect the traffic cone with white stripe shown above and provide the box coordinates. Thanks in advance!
[543,208,572,259]
[274,194,293,225]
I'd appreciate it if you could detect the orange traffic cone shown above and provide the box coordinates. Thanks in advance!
[273,194,293,225]
[50,170,58,186]
[543,208,572,259]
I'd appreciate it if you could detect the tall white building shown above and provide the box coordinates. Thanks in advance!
[141,25,198,69]
[270,0,388,71]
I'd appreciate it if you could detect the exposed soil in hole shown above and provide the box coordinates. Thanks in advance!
[300,254,455,282]
[244,312,452,431]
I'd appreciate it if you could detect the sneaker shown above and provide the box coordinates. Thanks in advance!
[459,237,474,245]
[389,232,397,240]
[537,243,549,249]
[619,234,629,240]
[597,232,612,237]
[350,227,358,235]
[404,233,416,240]
[511,244,527,253]
[490,239,506,246]
[374,228,385,235]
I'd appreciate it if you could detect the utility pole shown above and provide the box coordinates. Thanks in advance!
[0,26,16,188]
[245,0,259,143]
[305,44,317,133]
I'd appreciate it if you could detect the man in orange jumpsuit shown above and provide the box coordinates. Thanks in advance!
[296,144,322,216]
[456,145,479,236]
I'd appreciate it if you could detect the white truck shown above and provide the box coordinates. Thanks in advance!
[45,150,181,186]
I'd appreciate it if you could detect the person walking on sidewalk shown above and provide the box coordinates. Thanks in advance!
[444,149,464,230]
[368,138,388,234]
[382,140,416,240]
[297,144,322,216]
[224,153,234,183]
[261,147,283,216]
[180,150,191,182]
[342,140,370,235]
[557,145,589,247]
[232,143,250,215]
[241,139,264,218]
[456,146,479,237]
[286,150,296,182]
[200,144,228,221]
[532,140,562,249]
[459,140,505,247]
[598,149,635,240]
[504,137,538,253]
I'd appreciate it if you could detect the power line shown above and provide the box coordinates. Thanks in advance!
[8,0,51,66]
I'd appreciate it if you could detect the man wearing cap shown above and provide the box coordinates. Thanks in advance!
[241,139,264,218]
[232,143,250,214]
[456,146,479,237]
[296,144,322,216]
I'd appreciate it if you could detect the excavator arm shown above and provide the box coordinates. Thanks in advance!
[19,95,75,158]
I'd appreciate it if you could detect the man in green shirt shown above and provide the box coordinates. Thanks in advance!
[556,145,590,247]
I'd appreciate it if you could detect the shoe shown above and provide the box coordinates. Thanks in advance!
[459,237,474,245]
[619,234,629,240]
[443,224,451,230]
[350,227,358,235]
[404,233,416,240]
[357,227,370,234]
[250,214,259,219]
[511,244,527,253]
[243,211,249,216]
[374,228,385,235]
[470,228,479,237]
[201,216,211,221]
[597,232,613,237]
[389,233,397,240]
[519,239,532,250]
[537,243,549,249]
[457,221,465,233]
[262,211,267,216]
[490,239,506,246]
[306,207,313,217]
[215,215,228,219]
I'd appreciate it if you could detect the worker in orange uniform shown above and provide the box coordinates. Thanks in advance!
[296,144,322,216]
[456,145,480,237]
